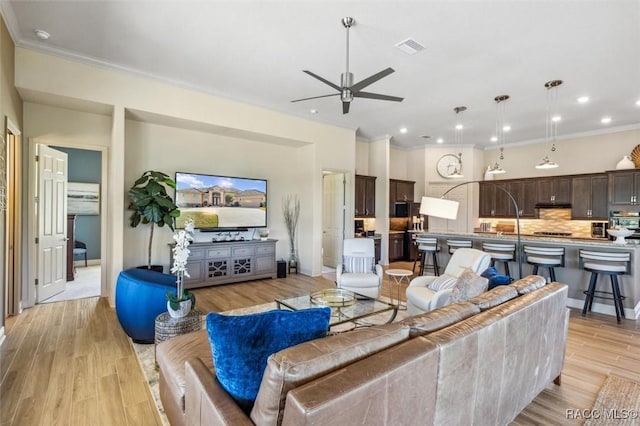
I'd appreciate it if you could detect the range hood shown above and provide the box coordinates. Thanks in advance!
[534,202,572,209]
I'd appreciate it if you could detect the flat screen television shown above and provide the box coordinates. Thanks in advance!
[175,172,267,230]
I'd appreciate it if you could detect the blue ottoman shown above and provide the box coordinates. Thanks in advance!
[115,268,177,343]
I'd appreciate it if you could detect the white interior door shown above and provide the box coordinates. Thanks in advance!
[36,145,68,302]
[322,173,345,268]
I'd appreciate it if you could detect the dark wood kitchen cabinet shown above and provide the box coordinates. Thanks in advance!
[479,182,509,217]
[355,175,376,217]
[389,179,415,216]
[536,177,571,205]
[609,170,640,206]
[572,174,608,219]
[507,180,538,218]
[389,233,405,261]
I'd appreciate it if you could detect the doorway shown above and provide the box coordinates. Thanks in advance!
[4,119,22,317]
[40,146,103,303]
[322,171,346,272]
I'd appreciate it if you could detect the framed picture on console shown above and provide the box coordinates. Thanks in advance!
[68,182,100,215]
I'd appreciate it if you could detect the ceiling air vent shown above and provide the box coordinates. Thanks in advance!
[395,38,425,55]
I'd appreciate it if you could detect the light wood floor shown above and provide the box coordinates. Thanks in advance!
[2,263,639,425]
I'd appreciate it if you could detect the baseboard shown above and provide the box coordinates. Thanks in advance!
[567,297,637,320]
[0,326,5,348]
[74,259,101,267]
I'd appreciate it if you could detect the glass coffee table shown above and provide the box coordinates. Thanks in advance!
[275,289,398,329]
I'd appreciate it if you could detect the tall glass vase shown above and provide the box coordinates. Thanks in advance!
[289,237,297,271]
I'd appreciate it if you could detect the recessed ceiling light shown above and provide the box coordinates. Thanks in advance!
[551,115,562,122]
[577,96,590,103]
[455,124,463,130]
[502,125,511,132]
[35,29,50,40]
[309,109,318,114]
[490,136,498,142]
[400,127,408,134]
[636,99,640,106]
[601,116,612,124]
[436,138,444,144]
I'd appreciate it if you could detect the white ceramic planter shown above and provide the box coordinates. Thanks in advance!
[167,299,192,318]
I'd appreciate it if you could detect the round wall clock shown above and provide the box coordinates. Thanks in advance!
[436,154,462,178]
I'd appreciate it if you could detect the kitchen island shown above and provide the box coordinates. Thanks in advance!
[411,231,639,320]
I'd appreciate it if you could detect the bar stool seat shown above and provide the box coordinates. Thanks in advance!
[446,239,473,255]
[524,246,565,282]
[579,250,630,323]
[413,237,440,276]
[482,242,516,277]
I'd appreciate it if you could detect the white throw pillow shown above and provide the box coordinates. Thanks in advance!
[427,275,458,292]
[343,256,375,274]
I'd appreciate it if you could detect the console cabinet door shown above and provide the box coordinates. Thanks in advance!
[389,234,405,261]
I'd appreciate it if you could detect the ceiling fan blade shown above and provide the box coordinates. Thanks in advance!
[303,70,342,91]
[350,67,395,93]
[291,93,340,103]
[342,101,351,114]
[354,91,404,102]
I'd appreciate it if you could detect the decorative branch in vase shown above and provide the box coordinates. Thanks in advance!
[167,217,196,318]
[282,195,300,270]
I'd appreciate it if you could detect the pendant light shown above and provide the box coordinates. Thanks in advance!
[488,95,509,174]
[536,80,562,169]
[448,106,466,178]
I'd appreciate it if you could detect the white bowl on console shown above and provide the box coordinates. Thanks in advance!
[607,228,635,244]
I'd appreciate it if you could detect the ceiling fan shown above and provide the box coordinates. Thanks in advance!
[291,17,403,114]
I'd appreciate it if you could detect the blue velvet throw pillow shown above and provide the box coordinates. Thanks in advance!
[206,308,331,413]
[482,266,512,289]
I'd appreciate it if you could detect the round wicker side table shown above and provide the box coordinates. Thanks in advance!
[154,309,203,365]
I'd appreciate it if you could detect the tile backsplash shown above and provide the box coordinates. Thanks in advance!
[479,209,600,238]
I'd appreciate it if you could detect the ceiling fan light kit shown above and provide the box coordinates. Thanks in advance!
[291,17,403,114]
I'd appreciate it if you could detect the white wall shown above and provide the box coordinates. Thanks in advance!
[16,48,356,305]
[484,129,640,179]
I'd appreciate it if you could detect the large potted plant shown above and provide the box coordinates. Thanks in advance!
[128,170,180,271]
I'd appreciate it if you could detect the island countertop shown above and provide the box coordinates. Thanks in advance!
[411,230,639,320]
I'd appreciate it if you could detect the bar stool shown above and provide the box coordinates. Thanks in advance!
[523,246,565,282]
[482,242,516,277]
[446,239,473,255]
[579,250,630,323]
[413,237,440,276]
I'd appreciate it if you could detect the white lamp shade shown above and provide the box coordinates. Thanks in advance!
[419,196,460,220]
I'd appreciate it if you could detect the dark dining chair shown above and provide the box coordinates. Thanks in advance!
[74,240,88,267]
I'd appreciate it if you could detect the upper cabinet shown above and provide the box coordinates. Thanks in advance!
[480,180,537,218]
[536,177,571,205]
[571,174,608,219]
[608,170,640,206]
[507,180,538,218]
[479,182,509,217]
[389,179,415,217]
[355,174,376,217]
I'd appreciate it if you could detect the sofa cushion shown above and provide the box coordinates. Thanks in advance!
[206,308,331,413]
[450,268,488,303]
[510,275,546,294]
[467,285,519,311]
[250,322,410,425]
[427,274,458,292]
[399,301,480,338]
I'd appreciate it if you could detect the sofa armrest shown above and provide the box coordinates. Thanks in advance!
[375,264,384,284]
[430,289,453,310]
[184,358,253,426]
[407,275,437,289]
[336,264,343,283]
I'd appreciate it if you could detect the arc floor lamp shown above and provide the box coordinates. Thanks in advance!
[419,181,523,279]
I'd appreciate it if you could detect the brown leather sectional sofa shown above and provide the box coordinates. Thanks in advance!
[156,275,569,426]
